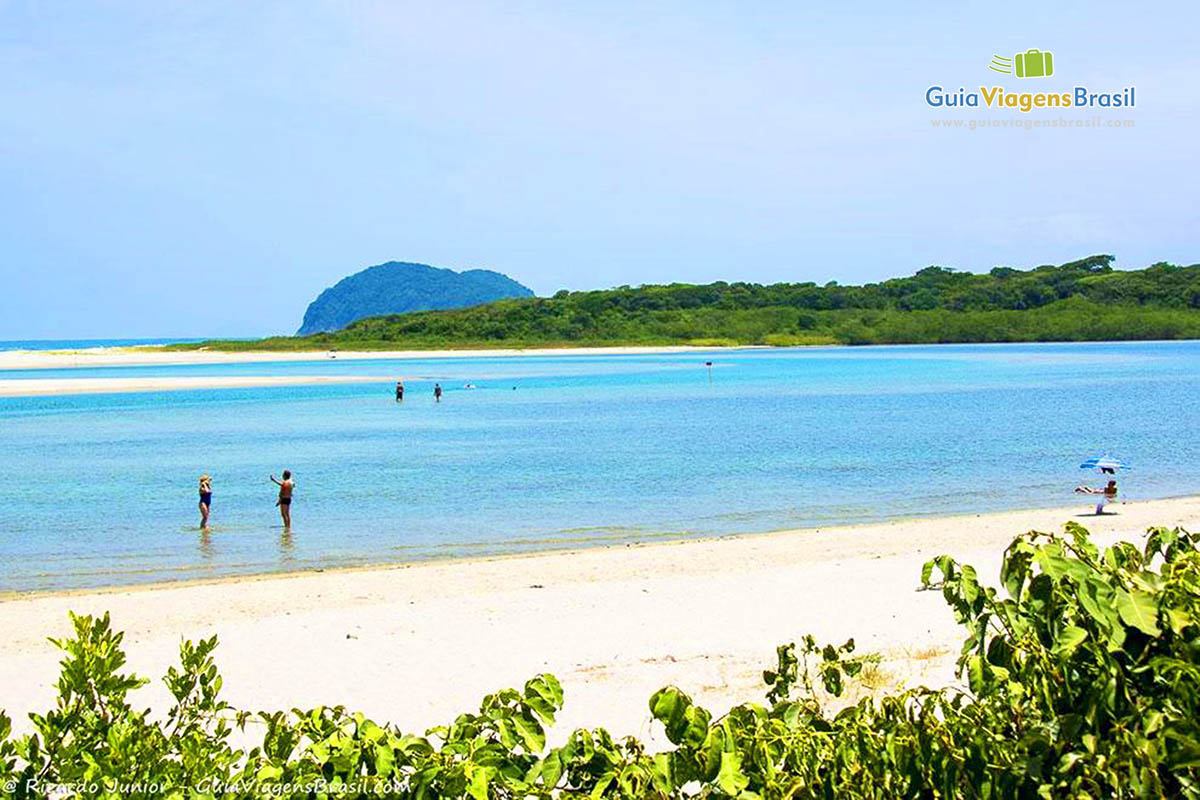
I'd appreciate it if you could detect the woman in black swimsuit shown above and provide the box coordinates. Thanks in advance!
[198,474,212,529]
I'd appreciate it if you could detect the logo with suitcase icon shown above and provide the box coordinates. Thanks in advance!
[989,49,1054,78]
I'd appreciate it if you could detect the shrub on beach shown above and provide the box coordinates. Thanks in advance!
[2,523,1200,798]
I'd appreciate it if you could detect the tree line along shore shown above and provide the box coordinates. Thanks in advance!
[168,255,1200,352]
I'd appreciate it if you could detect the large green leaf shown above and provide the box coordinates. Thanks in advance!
[966,654,987,694]
[1115,588,1161,636]
[1166,607,1193,634]
[511,714,545,754]
[466,764,490,800]
[716,750,750,796]
[1052,625,1089,657]
[534,750,562,788]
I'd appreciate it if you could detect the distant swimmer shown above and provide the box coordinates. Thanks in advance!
[395,380,405,401]
[434,383,443,403]
[198,474,212,529]
[271,470,294,528]
[464,383,477,389]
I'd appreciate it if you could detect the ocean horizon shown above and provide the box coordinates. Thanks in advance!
[0,338,209,351]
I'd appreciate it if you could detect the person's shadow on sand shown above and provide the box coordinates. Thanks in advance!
[1076,511,1120,517]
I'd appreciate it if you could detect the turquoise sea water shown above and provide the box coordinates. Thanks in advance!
[2,342,1198,593]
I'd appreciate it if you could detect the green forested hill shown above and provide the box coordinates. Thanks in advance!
[182,255,1200,350]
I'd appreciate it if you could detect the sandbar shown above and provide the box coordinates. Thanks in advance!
[0,374,393,397]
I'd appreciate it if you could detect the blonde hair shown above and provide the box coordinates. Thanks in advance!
[199,474,211,487]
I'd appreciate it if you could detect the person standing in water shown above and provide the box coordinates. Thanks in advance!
[395,380,405,401]
[198,474,212,529]
[434,383,443,403]
[271,470,294,528]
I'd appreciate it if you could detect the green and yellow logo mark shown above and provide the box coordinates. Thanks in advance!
[990,49,1054,78]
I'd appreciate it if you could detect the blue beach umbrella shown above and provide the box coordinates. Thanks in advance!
[1079,454,1132,472]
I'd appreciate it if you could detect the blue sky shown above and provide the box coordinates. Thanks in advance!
[1,1,1197,338]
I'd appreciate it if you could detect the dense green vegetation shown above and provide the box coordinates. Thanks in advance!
[175,255,1200,350]
[4,523,1200,798]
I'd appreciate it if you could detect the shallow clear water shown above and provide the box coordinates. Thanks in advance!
[1,342,1198,592]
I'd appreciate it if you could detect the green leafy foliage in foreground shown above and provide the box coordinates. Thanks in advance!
[175,255,1200,350]
[3,523,1200,797]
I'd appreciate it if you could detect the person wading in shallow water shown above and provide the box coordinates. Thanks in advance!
[434,383,443,403]
[271,470,294,529]
[198,474,212,529]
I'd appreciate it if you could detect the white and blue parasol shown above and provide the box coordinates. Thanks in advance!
[1079,454,1131,472]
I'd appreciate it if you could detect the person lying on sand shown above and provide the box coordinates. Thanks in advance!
[1076,479,1118,515]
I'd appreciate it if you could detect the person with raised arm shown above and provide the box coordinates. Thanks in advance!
[271,470,294,529]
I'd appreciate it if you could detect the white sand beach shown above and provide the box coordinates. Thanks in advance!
[0,374,397,397]
[3,497,1197,746]
[0,345,752,396]
[0,345,749,373]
